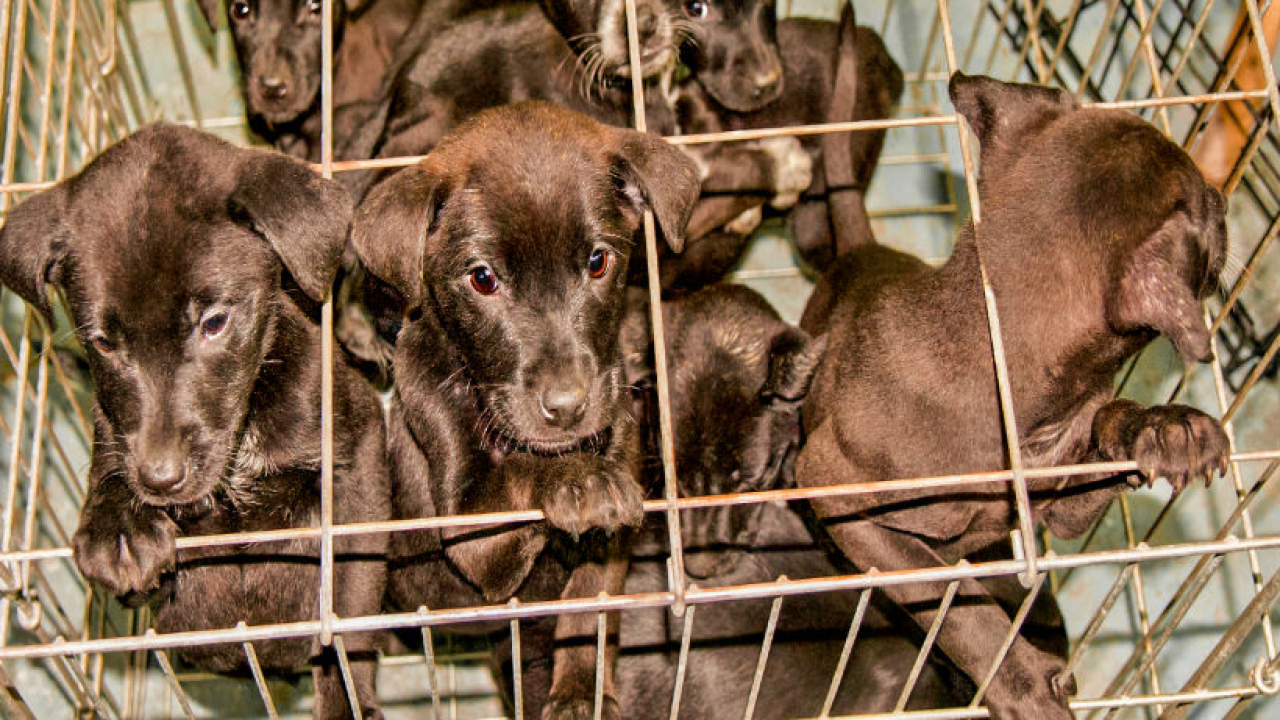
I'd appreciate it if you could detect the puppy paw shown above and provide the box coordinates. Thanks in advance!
[986,654,1075,720]
[72,502,176,600]
[542,694,619,720]
[1096,402,1229,492]
[759,136,812,210]
[539,461,644,540]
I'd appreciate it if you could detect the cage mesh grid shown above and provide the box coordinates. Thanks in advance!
[0,0,1276,718]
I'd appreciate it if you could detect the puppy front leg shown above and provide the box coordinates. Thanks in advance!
[72,416,177,604]
[543,538,629,720]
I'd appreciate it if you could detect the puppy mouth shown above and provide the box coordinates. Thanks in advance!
[483,424,614,457]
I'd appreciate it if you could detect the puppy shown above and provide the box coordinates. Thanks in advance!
[0,125,390,720]
[349,102,700,720]
[611,284,964,719]
[797,74,1232,720]
[669,0,784,112]
[665,6,903,289]
[196,0,425,160]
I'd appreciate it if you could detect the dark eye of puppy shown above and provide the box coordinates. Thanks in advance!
[588,247,611,279]
[231,1,251,21]
[200,310,231,340]
[683,0,709,19]
[469,265,499,295]
[306,0,322,15]
[89,334,116,355]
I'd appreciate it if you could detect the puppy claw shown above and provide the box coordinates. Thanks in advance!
[539,462,644,538]
[72,503,177,601]
[1098,403,1228,493]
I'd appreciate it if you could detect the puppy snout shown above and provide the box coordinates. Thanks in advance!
[753,65,781,97]
[258,74,289,100]
[538,383,589,429]
[138,455,186,494]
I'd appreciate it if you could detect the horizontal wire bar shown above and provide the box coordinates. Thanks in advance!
[1,451,1276,565]
[4,531,1280,661]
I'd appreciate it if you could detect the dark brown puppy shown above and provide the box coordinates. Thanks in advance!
[797,74,1231,720]
[614,284,963,719]
[350,102,700,720]
[665,6,903,289]
[0,125,389,719]
[196,0,425,160]
[669,0,784,112]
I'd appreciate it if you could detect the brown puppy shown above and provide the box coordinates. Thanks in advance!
[662,6,904,289]
[0,125,389,719]
[797,74,1231,720]
[350,102,700,720]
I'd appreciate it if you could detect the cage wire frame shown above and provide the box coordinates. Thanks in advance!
[0,0,1276,718]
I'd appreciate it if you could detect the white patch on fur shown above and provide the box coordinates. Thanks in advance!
[757,137,813,210]
[725,205,764,236]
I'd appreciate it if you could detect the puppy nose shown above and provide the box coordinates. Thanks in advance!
[138,457,185,493]
[539,384,588,428]
[260,75,289,100]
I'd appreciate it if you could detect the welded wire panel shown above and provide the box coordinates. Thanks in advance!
[0,0,1276,718]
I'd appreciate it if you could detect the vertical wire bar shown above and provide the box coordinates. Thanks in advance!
[623,0,686,613]
[741,589,785,720]
[1203,307,1278,660]
[1,313,33,573]
[333,634,363,720]
[667,601,696,720]
[1015,0,1049,81]
[54,0,78,182]
[32,0,60,178]
[1044,0,1086,84]
[979,0,1015,77]
[819,588,874,719]
[937,0,1039,586]
[593,607,607,720]
[17,325,49,597]
[1065,563,1139,677]
[1119,496,1163,705]
[1243,0,1280,127]
[157,0,201,127]
[511,607,524,720]
[419,610,444,720]
[318,0,336,649]
[1078,0,1125,96]
[239,623,280,720]
[1163,0,1218,93]
[894,576,962,712]
[1119,0,1174,134]
[970,572,1048,705]
[149,632,197,720]
[0,0,29,206]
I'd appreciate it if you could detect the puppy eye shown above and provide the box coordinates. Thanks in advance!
[306,0,322,14]
[469,265,499,295]
[588,247,612,279]
[200,311,231,340]
[231,1,251,20]
[684,0,708,18]
[89,335,116,355]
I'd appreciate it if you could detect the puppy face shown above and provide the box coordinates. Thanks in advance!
[353,102,699,449]
[0,124,352,506]
[674,0,783,111]
[623,285,825,578]
[199,0,343,125]
[543,0,680,81]
[949,73,1228,363]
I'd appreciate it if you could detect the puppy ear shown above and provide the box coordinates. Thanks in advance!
[1111,211,1215,363]
[229,153,353,301]
[948,72,1077,149]
[195,0,221,31]
[763,330,828,402]
[612,130,701,254]
[0,184,71,319]
[350,165,442,309]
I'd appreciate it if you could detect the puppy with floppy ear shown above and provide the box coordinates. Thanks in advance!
[350,101,700,720]
[0,124,390,720]
[660,5,904,290]
[796,74,1231,720]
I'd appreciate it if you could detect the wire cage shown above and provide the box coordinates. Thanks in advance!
[0,0,1278,718]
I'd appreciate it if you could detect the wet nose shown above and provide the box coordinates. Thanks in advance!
[259,75,289,100]
[138,456,185,494]
[539,383,588,429]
